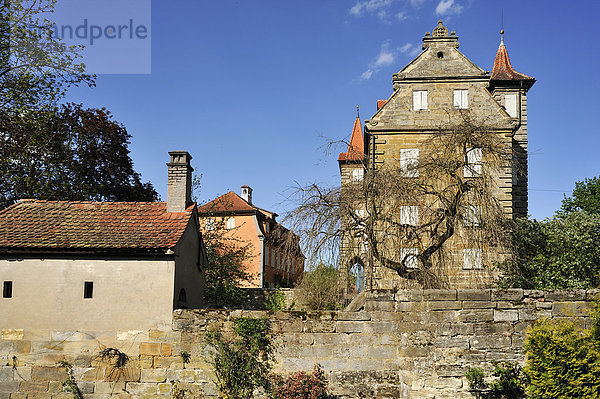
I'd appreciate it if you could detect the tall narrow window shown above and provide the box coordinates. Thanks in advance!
[3,281,13,298]
[205,218,215,231]
[400,148,419,177]
[226,217,235,229]
[505,94,518,118]
[464,147,482,178]
[463,248,483,270]
[463,205,481,227]
[400,248,419,269]
[84,281,94,299]
[413,90,428,110]
[400,206,419,226]
[453,89,468,109]
[352,168,364,182]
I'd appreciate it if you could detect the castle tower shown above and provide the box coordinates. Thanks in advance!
[340,21,535,289]
[488,31,535,218]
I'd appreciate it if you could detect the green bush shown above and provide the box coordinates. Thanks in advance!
[465,362,526,398]
[295,264,345,310]
[204,317,274,399]
[525,316,600,398]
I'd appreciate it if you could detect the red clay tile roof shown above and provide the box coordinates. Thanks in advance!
[0,200,194,252]
[490,38,534,82]
[198,191,256,214]
[338,115,365,162]
[377,100,388,110]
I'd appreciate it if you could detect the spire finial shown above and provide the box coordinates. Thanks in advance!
[500,29,504,46]
[356,104,359,118]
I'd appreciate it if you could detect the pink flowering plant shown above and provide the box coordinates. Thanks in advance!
[269,365,331,399]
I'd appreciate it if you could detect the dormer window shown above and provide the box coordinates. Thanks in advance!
[413,90,428,111]
[453,90,468,109]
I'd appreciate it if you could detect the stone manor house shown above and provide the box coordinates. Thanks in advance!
[339,21,535,290]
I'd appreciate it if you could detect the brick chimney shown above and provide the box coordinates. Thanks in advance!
[167,151,193,212]
[241,185,253,205]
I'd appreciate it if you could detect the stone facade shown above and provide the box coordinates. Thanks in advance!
[0,289,594,399]
[339,21,534,289]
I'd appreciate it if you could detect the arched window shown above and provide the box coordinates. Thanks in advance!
[350,262,365,293]
[177,288,188,309]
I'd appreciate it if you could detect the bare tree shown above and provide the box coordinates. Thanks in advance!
[285,114,513,289]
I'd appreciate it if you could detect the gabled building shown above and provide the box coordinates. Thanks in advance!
[198,187,304,288]
[0,151,207,330]
[339,21,535,289]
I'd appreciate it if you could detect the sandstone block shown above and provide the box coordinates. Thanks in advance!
[337,312,371,321]
[31,366,67,381]
[336,322,365,333]
[494,310,519,322]
[462,301,495,309]
[139,343,160,356]
[434,336,469,349]
[19,380,48,393]
[436,364,467,377]
[394,289,423,302]
[1,330,23,341]
[364,300,395,312]
[124,382,156,395]
[470,335,511,349]
[304,321,335,333]
[0,382,19,393]
[552,301,592,317]
[428,301,461,311]
[491,289,523,302]
[546,290,586,302]
[423,289,457,301]
[458,310,493,323]
[140,369,166,383]
[94,381,125,394]
[457,289,491,301]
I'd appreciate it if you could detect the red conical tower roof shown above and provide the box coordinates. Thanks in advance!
[490,31,534,82]
[338,107,364,162]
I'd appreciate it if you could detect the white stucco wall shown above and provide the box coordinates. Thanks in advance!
[0,258,175,331]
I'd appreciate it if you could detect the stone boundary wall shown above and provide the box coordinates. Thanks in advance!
[0,289,597,399]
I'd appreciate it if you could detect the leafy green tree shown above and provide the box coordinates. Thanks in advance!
[1,0,94,110]
[560,176,600,215]
[0,103,158,209]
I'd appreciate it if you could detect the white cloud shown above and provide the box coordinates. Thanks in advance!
[360,41,419,80]
[374,46,395,67]
[349,0,392,16]
[435,0,463,16]
[409,0,426,6]
[396,11,407,21]
[360,69,374,80]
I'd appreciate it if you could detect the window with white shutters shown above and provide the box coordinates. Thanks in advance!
[400,248,419,269]
[226,217,235,229]
[352,168,364,182]
[205,218,215,231]
[400,148,419,178]
[505,94,518,118]
[453,89,468,109]
[413,90,428,110]
[463,248,483,269]
[463,205,481,227]
[400,206,419,226]
[464,147,482,178]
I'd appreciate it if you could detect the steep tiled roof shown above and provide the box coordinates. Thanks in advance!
[0,200,194,252]
[490,35,534,82]
[338,115,364,162]
[198,191,256,214]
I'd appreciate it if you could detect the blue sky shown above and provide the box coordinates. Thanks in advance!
[63,0,600,220]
